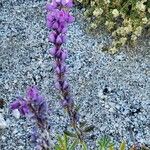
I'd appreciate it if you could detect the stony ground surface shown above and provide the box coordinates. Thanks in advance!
[0,0,150,149]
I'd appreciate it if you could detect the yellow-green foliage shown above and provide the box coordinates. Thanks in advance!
[76,0,150,53]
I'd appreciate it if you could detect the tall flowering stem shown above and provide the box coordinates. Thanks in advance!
[46,0,83,140]
[10,86,52,150]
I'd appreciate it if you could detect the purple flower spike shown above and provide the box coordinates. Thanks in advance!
[10,87,51,149]
[46,0,83,140]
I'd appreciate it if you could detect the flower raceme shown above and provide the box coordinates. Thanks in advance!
[46,0,83,139]
[46,0,75,111]
[10,86,51,149]
[10,86,48,126]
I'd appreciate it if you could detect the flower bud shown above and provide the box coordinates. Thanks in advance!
[61,50,68,61]
[62,81,69,90]
[48,32,57,43]
[56,35,63,44]
[46,1,57,11]
[49,47,57,56]
[55,81,61,90]
[52,22,59,30]
[10,100,20,110]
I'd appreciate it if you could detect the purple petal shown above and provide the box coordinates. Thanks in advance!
[38,101,48,114]
[52,61,58,69]
[61,50,68,61]
[62,81,69,90]
[48,32,57,43]
[67,14,75,23]
[60,99,68,107]
[57,23,67,33]
[55,66,61,74]
[26,86,39,101]
[55,81,61,90]
[46,14,54,22]
[62,0,73,8]
[56,35,63,44]
[46,2,57,11]
[10,100,21,110]
[52,22,59,30]
[19,101,29,115]
[55,48,62,58]
[46,21,53,29]
[49,47,57,56]
[62,34,67,43]
[61,26,68,33]
[60,64,66,73]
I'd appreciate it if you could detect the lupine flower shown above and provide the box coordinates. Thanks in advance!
[10,86,51,149]
[46,0,75,109]
[46,0,82,140]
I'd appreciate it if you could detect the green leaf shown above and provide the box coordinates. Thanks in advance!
[55,144,62,150]
[75,104,80,111]
[58,135,65,149]
[69,139,79,150]
[109,144,115,150]
[64,130,77,138]
[82,125,95,133]
[119,141,126,150]
[79,121,87,128]
[97,136,112,150]
[63,134,68,150]
[81,142,88,150]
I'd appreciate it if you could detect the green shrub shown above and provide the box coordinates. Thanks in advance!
[76,0,150,53]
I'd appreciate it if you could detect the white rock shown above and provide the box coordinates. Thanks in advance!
[0,108,4,113]
[98,90,107,99]
[0,114,7,129]
[12,109,20,119]
[1,135,6,141]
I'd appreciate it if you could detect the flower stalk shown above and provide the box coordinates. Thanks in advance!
[46,0,83,140]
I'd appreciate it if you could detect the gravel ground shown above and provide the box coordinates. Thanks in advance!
[0,0,150,149]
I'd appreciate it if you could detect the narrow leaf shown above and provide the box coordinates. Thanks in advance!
[64,130,77,138]
[81,142,88,150]
[55,144,62,150]
[64,134,68,150]
[120,141,126,150]
[82,125,95,133]
[58,135,65,149]
[109,144,115,150]
[69,139,78,150]
[79,121,87,128]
